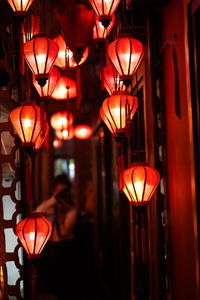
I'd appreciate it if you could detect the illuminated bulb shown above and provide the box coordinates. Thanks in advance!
[29,232,35,240]
[23,119,32,127]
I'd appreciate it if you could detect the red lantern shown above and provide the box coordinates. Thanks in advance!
[108,37,143,87]
[54,3,94,64]
[23,34,59,87]
[16,212,52,259]
[51,76,77,100]
[9,101,46,148]
[34,121,49,151]
[7,0,35,15]
[53,138,63,149]
[33,66,60,100]
[22,13,40,42]
[93,14,115,42]
[122,163,160,206]
[100,92,138,137]
[55,127,74,140]
[53,35,89,69]
[50,111,73,131]
[103,60,125,95]
[74,124,92,140]
[88,0,120,28]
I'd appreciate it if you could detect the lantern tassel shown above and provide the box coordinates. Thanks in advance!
[116,141,124,190]
[76,67,82,110]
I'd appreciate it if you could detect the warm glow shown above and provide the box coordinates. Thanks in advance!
[7,0,34,14]
[9,102,46,146]
[53,35,89,69]
[108,37,143,80]
[23,118,32,127]
[93,14,115,40]
[16,213,52,259]
[51,76,77,100]
[74,125,93,139]
[53,138,63,149]
[23,34,59,79]
[100,93,138,136]
[122,164,160,205]
[55,128,74,140]
[103,61,125,95]
[50,111,73,131]
[89,0,121,18]
[33,66,60,99]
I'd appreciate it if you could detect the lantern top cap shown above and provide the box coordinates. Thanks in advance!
[130,162,148,167]
[20,101,37,106]
[27,212,46,218]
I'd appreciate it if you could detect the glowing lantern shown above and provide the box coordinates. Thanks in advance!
[7,0,35,15]
[74,125,92,140]
[23,34,59,87]
[33,66,60,100]
[50,111,73,131]
[103,61,125,95]
[88,0,120,28]
[34,121,49,151]
[22,13,40,42]
[108,37,143,87]
[51,76,77,100]
[55,127,74,140]
[9,101,46,148]
[123,163,160,206]
[53,35,89,69]
[16,212,52,259]
[93,14,115,42]
[53,138,63,149]
[100,92,138,137]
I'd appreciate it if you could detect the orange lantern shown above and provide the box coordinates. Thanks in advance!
[100,91,138,137]
[23,33,59,87]
[53,35,89,69]
[34,121,49,152]
[33,66,60,100]
[103,60,125,95]
[122,163,160,206]
[22,13,40,42]
[50,111,73,131]
[9,101,46,148]
[7,0,35,15]
[16,212,52,259]
[53,138,63,149]
[108,37,143,87]
[51,76,77,100]
[55,127,74,141]
[93,14,115,42]
[74,124,92,140]
[88,0,120,28]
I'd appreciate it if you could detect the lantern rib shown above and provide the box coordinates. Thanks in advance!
[141,166,147,203]
[37,217,51,254]
[119,93,122,129]
[102,0,104,16]
[128,38,132,75]
[132,47,144,76]
[19,107,27,143]
[124,175,135,203]
[22,218,30,255]
[108,0,114,17]
[107,98,118,132]
[24,0,29,11]
[115,39,124,76]
[44,38,50,75]
[101,107,115,133]
[11,0,17,11]
[92,0,100,16]
[33,218,37,255]
[33,38,39,76]
[30,105,37,143]
[146,170,160,201]
[132,168,139,203]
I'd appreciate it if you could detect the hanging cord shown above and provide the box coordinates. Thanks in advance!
[31,154,37,210]
[116,139,124,190]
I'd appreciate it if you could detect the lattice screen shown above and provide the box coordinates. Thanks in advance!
[0,112,24,300]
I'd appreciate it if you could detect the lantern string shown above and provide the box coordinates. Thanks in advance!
[31,154,37,210]
[116,140,124,190]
